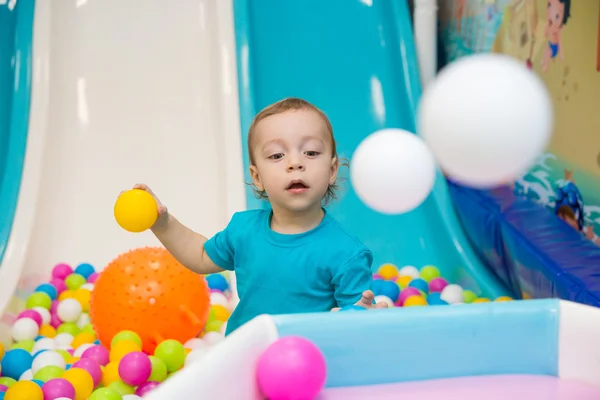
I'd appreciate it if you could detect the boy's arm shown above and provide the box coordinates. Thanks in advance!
[152,213,224,275]
[331,250,375,308]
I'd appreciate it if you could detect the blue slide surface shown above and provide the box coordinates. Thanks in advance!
[232,0,510,298]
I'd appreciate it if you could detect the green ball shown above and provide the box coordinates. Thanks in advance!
[111,330,142,348]
[420,265,441,283]
[11,340,35,352]
[207,307,217,323]
[205,320,223,333]
[33,365,64,382]
[148,355,168,382]
[108,380,134,395]
[0,377,16,387]
[463,290,478,304]
[55,349,71,362]
[89,387,123,400]
[82,323,97,335]
[65,273,87,290]
[154,340,185,372]
[26,292,52,310]
[57,322,80,336]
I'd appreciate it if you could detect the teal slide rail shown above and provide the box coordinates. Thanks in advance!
[232,0,510,298]
[0,0,35,266]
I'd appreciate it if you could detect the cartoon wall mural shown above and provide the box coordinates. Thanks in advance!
[438,0,600,245]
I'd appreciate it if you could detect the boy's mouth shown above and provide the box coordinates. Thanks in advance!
[286,180,309,191]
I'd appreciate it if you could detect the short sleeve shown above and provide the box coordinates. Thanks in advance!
[203,213,240,271]
[331,249,374,307]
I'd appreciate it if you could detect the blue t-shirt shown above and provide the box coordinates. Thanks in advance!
[203,208,373,335]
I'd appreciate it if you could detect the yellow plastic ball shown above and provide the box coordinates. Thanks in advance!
[0,341,4,359]
[114,189,158,233]
[403,295,427,307]
[102,362,121,387]
[4,380,43,400]
[72,332,96,348]
[495,296,513,302]
[396,275,412,289]
[62,367,94,400]
[58,290,76,301]
[72,289,91,311]
[109,339,141,363]
[378,263,398,280]
[211,305,230,322]
[473,298,491,303]
[39,324,57,338]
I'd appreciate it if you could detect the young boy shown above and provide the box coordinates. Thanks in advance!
[130,98,386,336]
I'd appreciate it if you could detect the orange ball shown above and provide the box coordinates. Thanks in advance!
[90,247,211,354]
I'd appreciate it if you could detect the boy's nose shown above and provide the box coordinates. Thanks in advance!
[287,159,305,171]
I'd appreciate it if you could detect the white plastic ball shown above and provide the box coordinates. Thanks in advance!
[57,298,82,323]
[374,295,395,308]
[209,292,229,307]
[74,343,95,357]
[54,332,74,347]
[19,369,33,381]
[32,350,66,374]
[440,284,464,304]
[76,313,91,329]
[350,128,437,214]
[12,317,39,342]
[80,283,94,291]
[184,347,210,366]
[201,332,223,347]
[398,265,420,279]
[32,338,56,354]
[418,53,553,188]
[184,338,207,350]
[32,307,51,325]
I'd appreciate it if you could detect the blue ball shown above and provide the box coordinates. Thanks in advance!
[32,379,44,387]
[34,283,57,300]
[377,280,400,302]
[66,364,72,370]
[0,392,5,400]
[427,292,448,306]
[371,279,384,295]
[1,349,33,380]
[32,349,48,359]
[409,278,429,294]
[340,305,367,312]
[75,263,95,279]
[205,274,229,292]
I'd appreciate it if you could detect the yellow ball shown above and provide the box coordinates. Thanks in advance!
[211,305,230,322]
[62,367,94,400]
[495,296,513,302]
[378,263,398,280]
[72,332,96,348]
[396,275,412,289]
[114,189,158,233]
[403,295,427,307]
[473,298,491,303]
[4,380,43,400]
[109,339,141,363]
[72,289,91,312]
[0,341,4,359]
[58,290,76,301]
[102,362,121,387]
[39,324,57,338]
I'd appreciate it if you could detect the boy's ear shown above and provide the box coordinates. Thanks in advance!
[250,165,264,191]
[329,157,339,186]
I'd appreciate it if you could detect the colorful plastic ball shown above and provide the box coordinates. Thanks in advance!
[396,275,412,289]
[205,274,229,292]
[49,278,67,295]
[408,278,429,294]
[114,189,158,233]
[153,340,185,373]
[4,380,43,400]
[32,350,66,374]
[87,273,99,284]
[109,340,141,364]
[427,292,449,306]
[135,381,160,397]
[0,378,15,389]
[74,263,95,279]
[398,265,420,279]
[419,265,441,282]
[17,310,43,327]
[89,387,124,400]
[428,277,448,293]
[33,365,63,382]
[118,352,152,386]
[397,287,422,306]
[52,263,73,280]
[72,358,102,387]
[57,298,83,323]
[146,356,168,383]
[111,331,142,349]
[377,264,398,280]
[108,380,135,396]
[463,290,478,303]
[495,296,513,302]
[473,297,491,303]
[1,349,33,380]
[81,345,109,366]
[339,305,367,312]
[26,292,52,310]
[57,323,80,336]
[41,378,75,400]
[371,279,384,295]
[404,295,428,307]
[35,284,58,301]
[375,280,400,302]
[61,367,94,400]
[440,284,464,304]
[257,336,326,400]
[65,274,86,291]
[0,385,7,392]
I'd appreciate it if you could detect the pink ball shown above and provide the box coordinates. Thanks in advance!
[257,336,327,400]
[429,277,448,293]
[52,263,73,280]
[42,378,76,400]
[72,358,102,386]
[18,309,42,327]
[50,300,59,314]
[50,312,62,328]
[372,274,383,280]
[118,351,152,386]
[398,287,422,306]
[135,381,160,397]
[0,384,8,392]
[50,278,67,294]
[87,272,99,283]
[81,345,110,366]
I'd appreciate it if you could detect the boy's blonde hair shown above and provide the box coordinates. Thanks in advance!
[247,97,346,205]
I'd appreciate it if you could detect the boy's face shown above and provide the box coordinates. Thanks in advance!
[547,0,565,33]
[250,109,338,213]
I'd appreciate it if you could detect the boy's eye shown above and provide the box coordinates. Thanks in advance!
[269,153,284,160]
[305,151,320,157]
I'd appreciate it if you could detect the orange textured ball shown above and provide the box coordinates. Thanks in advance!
[90,247,210,354]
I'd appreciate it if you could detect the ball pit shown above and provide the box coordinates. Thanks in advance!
[0,259,235,399]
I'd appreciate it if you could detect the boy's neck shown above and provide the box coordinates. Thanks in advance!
[270,205,325,234]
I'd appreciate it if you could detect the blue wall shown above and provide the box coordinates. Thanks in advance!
[0,0,35,265]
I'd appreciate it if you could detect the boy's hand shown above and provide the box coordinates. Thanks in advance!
[355,290,389,309]
[123,183,169,228]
